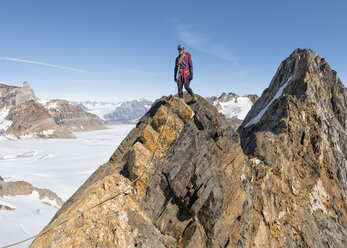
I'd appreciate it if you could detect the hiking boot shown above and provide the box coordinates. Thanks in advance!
[192,94,198,101]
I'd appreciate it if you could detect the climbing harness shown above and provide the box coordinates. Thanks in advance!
[177,53,190,84]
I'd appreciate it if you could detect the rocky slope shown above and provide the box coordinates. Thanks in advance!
[41,99,105,132]
[31,49,346,247]
[30,93,251,247]
[0,82,105,138]
[4,100,75,138]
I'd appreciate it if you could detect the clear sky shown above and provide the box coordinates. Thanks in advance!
[0,0,346,102]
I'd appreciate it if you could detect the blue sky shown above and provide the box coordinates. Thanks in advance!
[0,0,346,102]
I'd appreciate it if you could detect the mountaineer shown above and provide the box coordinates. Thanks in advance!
[174,44,197,101]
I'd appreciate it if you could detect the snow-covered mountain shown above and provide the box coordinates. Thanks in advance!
[0,82,105,139]
[70,101,120,120]
[72,99,153,123]
[209,92,259,130]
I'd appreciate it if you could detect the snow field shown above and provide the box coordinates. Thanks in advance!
[0,124,134,247]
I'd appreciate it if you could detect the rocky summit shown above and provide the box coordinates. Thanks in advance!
[31,49,346,248]
[30,94,251,247]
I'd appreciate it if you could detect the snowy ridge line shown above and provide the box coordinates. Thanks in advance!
[245,75,293,128]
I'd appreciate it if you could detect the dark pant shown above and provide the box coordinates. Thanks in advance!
[177,75,194,98]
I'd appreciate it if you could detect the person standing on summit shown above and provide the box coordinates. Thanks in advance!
[174,44,197,101]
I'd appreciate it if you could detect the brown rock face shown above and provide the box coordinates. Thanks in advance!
[238,49,347,247]
[31,49,346,248]
[30,94,251,247]
[0,81,37,108]
[0,82,105,138]
[6,101,76,138]
[42,99,106,132]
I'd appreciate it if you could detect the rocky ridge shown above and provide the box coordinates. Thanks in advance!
[31,49,346,247]
[73,94,257,128]
[31,93,251,247]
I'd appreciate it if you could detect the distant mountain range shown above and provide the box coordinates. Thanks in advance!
[71,99,153,124]
[73,94,258,129]
[0,81,258,139]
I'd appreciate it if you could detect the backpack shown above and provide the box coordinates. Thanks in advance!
[177,52,192,68]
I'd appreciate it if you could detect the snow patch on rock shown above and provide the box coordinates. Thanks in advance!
[245,75,293,127]
[41,129,55,136]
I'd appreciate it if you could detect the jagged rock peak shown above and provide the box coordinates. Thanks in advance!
[238,49,346,247]
[241,48,346,130]
[31,93,251,247]
[0,81,37,108]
